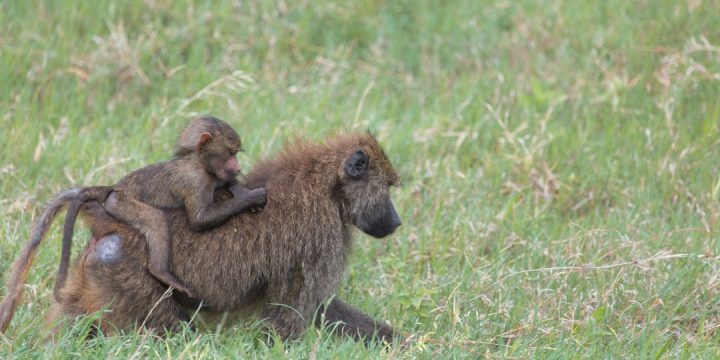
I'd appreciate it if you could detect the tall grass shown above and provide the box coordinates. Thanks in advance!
[1,0,719,357]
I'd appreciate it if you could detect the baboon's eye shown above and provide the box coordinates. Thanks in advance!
[345,150,369,179]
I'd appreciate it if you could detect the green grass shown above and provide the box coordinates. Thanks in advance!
[1,0,720,358]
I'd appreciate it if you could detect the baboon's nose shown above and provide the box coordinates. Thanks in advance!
[392,217,402,229]
[387,203,402,232]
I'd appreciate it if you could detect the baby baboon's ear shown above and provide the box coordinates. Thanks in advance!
[195,132,212,153]
[345,150,369,179]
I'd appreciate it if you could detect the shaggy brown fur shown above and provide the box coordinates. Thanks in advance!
[5,132,402,345]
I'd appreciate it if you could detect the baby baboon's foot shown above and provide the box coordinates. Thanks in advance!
[150,269,196,299]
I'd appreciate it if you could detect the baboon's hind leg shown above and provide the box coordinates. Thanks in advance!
[51,232,193,334]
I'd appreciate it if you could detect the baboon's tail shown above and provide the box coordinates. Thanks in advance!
[0,188,80,332]
[53,185,112,298]
[53,199,83,299]
[0,185,113,333]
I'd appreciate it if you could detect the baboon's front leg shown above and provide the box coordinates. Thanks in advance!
[317,298,397,345]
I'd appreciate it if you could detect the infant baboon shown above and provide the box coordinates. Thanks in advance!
[92,117,267,297]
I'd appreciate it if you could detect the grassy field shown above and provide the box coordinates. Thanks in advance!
[1,0,719,358]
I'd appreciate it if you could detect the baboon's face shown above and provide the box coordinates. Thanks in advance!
[202,136,242,182]
[342,149,402,238]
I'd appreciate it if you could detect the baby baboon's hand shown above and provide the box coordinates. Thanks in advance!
[247,188,267,206]
[246,188,267,213]
[231,185,267,211]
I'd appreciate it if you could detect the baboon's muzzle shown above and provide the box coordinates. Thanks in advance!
[362,197,402,238]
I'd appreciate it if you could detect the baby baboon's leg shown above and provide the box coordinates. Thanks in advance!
[104,192,195,298]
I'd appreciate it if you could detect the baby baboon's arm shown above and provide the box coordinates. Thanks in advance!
[184,183,266,232]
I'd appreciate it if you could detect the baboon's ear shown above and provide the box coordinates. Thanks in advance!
[195,132,212,153]
[345,150,369,179]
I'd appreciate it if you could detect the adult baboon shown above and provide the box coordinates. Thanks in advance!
[17,132,402,345]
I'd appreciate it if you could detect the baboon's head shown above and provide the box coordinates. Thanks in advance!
[176,116,244,182]
[338,135,402,238]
